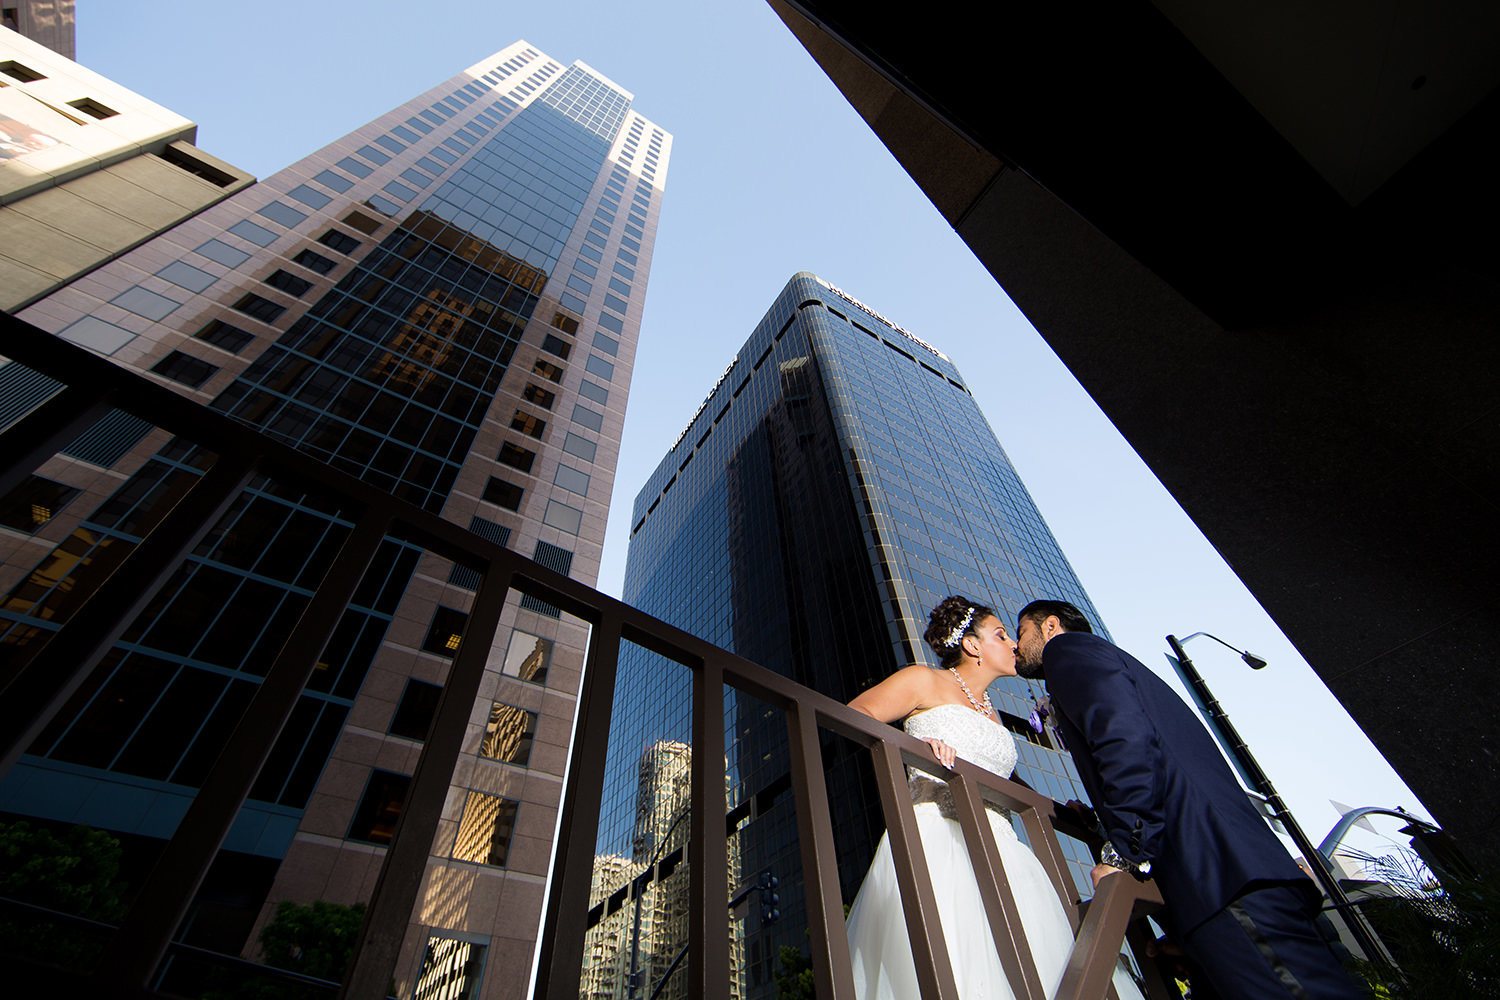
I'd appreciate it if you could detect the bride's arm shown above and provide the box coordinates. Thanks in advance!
[848,664,935,722]
[849,665,956,768]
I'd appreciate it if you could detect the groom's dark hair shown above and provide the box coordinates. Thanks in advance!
[1018,599,1093,634]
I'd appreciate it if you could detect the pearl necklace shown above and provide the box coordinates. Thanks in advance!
[949,667,994,718]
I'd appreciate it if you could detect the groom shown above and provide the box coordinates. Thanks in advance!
[1013,599,1366,1000]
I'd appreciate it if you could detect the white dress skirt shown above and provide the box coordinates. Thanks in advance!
[845,704,1144,1000]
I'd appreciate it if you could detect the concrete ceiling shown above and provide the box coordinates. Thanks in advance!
[1151,0,1500,203]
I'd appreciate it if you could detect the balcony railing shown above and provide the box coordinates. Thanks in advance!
[0,309,1167,1000]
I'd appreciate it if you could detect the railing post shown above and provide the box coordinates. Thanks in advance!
[93,509,391,991]
[688,658,728,1000]
[1019,805,1084,930]
[1056,873,1160,1000]
[534,606,625,1000]
[785,702,856,1000]
[947,772,1048,1000]
[339,563,513,1000]
[0,453,257,777]
[870,739,959,1000]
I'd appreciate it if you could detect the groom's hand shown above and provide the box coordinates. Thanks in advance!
[1090,863,1122,890]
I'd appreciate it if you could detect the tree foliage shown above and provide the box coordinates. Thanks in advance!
[258,899,368,982]
[1347,846,1499,999]
[0,818,127,921]
[0,819,128,972]
[776,944,816,1000]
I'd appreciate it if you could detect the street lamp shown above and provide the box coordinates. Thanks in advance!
[1175,631,1267,669]
[1164,633,1394,968]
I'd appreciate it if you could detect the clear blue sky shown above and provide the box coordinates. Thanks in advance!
[78,1,1432,857]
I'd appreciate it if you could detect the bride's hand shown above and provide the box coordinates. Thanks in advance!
[922,738,956,769]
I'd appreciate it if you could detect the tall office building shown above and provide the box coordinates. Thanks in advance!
[592,272,1108,998]
[0,38,669,998]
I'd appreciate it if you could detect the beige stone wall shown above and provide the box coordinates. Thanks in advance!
[0,143,252,310]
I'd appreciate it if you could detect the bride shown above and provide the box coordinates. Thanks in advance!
[845,595,1144,1000]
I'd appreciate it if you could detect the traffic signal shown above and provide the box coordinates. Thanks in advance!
[758,872,780,926]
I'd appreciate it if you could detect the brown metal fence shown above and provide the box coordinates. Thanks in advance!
[0,310,1166,1000]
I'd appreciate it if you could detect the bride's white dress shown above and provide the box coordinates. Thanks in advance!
[845,703,1144,1000]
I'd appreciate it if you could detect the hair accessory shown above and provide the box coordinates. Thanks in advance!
[949,667,994,718]
[942,606,976,649]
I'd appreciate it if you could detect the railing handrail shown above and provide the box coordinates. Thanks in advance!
[0,309,1165,1000]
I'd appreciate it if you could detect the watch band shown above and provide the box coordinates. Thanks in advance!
[1099,840,1153,881]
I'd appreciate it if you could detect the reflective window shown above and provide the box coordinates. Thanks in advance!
[336,156,373,178]
[348,769,410,845]
[196,239,251,268]
[158,261,216,293]
[318,229,362,255]
[263,270,313,296]
[389,678,442,741]
[510,410,545,439]
[498,441,535,472]
[483,477,523,510]
[422,605,469,657]
[452,791,519,866]
[479,702,537,765]
[413,936,487,1000]
[553,464,589,497]
[289,184,332,209]
[542,499,581,534]
[501,629,550,683]
[522,383,555,410]
[150,351,219,388]
[0,475,80,533]
[112,287,180,321]
[578,381,608,406]
[292,249,337,275]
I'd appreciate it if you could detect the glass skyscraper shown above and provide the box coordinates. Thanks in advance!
[589,272,1108,998]
[0,39,668,998]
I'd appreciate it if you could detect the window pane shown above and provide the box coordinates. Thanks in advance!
[422,606,469,657]
[479,703,536,765]
[0,475,81,533]
[348,769,410,845]
[452,791,519,866]
[413,937,488,999]
[501,629,550,684]
[389,678,442,741]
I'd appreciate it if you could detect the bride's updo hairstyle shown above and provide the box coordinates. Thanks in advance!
[924,594,998,668]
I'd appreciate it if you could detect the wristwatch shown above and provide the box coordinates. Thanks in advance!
[1099,840,1153,881]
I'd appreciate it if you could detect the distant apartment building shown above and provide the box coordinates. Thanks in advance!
[582,740,745,1000]
[0,36,669,1000]
[2,1,75,59]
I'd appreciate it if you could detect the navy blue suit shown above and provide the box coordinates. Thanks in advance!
[1043,632,1363,999]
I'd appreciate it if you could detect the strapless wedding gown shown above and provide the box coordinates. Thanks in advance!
[845,703,1144,1000]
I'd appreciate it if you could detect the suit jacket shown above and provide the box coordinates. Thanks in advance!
[1043,631,1313,935]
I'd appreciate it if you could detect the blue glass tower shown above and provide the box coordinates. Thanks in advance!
[591,272,1108,998]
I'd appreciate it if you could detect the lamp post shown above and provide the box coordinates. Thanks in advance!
[1165,633,1394,968]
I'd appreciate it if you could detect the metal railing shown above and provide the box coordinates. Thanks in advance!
[0,309,1166,1000]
